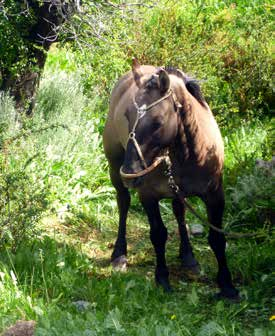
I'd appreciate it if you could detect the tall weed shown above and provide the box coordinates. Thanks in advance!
[33,70,114,229]
[0,94,47,248]
[223,120,272,179]
[0,70,115,249]
[222,120,273,230]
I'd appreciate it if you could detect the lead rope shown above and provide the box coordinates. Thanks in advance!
[164,156,264,239]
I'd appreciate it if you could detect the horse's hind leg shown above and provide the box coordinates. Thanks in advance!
[203,186,239,300]
[110,167,131,270]
[140,196,171,292]
[172,199,200,275]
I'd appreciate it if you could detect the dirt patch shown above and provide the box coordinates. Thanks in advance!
[2,320,36,336]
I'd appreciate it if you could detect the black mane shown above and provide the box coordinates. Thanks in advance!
[165,66,206,107]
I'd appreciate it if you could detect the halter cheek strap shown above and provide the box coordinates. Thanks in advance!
[128,103,148,169]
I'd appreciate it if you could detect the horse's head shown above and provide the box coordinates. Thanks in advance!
[120,59,180,188]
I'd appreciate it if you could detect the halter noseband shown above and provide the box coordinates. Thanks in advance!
[120,88,182,179]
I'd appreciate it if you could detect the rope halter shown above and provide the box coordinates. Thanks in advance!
[120,88,182,179]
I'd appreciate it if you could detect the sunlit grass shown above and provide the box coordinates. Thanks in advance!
[0,214,273,335]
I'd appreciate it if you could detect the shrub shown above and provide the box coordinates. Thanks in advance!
[132,0,273,120]
[226,166,274,228]
[0,67,118,250]
[0,93,48,249]
[223,119,272,182]
[71,0,272,122]
[33,70,114,229]
[222,119,273,231]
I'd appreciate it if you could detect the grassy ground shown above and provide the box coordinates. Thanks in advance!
[0,206,274,335]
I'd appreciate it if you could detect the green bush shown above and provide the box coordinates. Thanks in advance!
[0,94,48,248]
[0,67,118,250]
[222,120,273,231]
[52,1,273,124]
[71,0,273,121]
[131,0,273,120]
[223,119,272,180]
[226,166,274,228]
[0,1,36,85]
[33,70,115,228]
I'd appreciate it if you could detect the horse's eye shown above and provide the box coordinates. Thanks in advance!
[145,82,152,90]
[151,121,162,130]
[146,77,157,90]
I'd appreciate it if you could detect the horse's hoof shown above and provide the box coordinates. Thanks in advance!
[182,263,201,276]
[111,255,127,272]
[155,276,173,293]
[182,260,201,280]
[180,252,200,275]
[214,287,241,303]
[157,280,173,293]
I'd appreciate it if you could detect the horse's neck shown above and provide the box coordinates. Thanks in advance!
[172,94,204,164]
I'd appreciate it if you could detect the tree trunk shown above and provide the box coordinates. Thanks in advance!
[1,50,46,115]
[0,1,77,114]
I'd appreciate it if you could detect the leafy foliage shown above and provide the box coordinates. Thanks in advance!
[135,0,273,119]
[0,70,113,249]
[0,1,37,82]
[0,93,48,247]
[72,0,273,121]
[227,167,274,227]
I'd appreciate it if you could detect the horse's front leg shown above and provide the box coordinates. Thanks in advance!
[110,167,131,270]
[203,186,239,300]
[172,198,200,275]
[140,196,171,292]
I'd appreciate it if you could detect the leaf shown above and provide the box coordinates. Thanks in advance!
[104,308,125,333]
[197,321,223,336]
[33,305,44,316]
[51,161,64,172]
[125,279,136,293]
[187,286,199,306]
[254,328,269,336]
[215,300,225,314]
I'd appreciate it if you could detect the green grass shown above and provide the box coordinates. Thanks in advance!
[0,214,274,335]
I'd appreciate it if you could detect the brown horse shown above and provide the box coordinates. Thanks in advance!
[103,59,239,299]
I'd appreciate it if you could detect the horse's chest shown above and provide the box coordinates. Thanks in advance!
[138,173,174,199]
[137,165,216,200]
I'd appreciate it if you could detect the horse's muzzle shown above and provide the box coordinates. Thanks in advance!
[120,167,144,189]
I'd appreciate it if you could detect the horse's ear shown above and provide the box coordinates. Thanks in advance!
[158,69,170,93]
[132,58,142,88]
